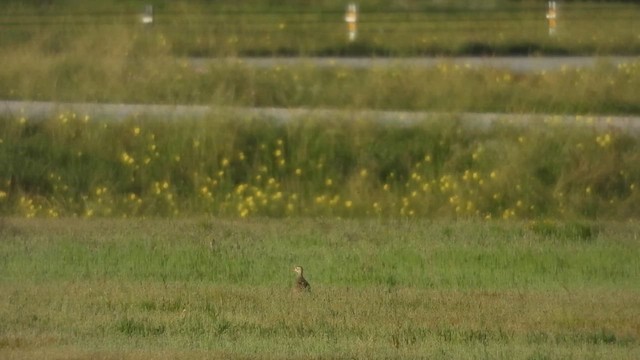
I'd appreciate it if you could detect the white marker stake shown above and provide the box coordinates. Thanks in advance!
[546,1,557,36]
[141,4,153,25]
[345,3,358,42]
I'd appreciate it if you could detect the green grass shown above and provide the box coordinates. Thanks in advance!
[1,2,640,115]
[1,1,639,57]
[0,218,639,358]
[2,56,640,115]
[1,113,640,219]
[2,3,639,220]
[2,2,639,357]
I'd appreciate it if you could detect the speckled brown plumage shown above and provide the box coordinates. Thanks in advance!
[293,266,311,292]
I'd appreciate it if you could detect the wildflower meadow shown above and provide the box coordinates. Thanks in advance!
[1,113,638,220]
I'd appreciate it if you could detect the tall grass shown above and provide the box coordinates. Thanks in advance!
[1,113,639,219]
[1,1,639,57]
[1,50,640,114]
[2,2,640,114]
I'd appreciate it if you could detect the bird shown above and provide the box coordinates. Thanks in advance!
[293,265,311,292]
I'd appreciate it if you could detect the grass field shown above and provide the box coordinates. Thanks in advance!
[2,2,639,358]
[0,218,639,359]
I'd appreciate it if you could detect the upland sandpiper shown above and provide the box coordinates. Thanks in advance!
[293,265,311,292]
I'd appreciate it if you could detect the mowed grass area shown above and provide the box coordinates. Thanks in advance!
[1,218,639,358]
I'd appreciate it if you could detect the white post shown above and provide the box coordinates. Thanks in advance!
[345,3,358,42]
[546,1,557,36]
[141,4,154,25]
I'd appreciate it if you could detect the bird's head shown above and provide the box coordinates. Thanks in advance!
[293,266,304,275]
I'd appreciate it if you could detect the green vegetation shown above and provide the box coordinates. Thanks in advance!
[0,218,639,358]
[1,3,639,358]
[1,1,639,114]
[1,1,639,57]
[2,56,640,115]
[1,114,639,219]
